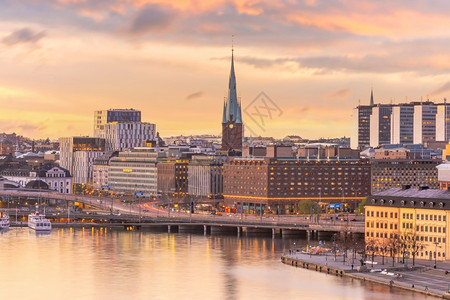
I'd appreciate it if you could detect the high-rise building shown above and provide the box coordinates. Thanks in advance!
[351,105,373,149]
[391,104,414,144]
[104,122,156,152]
[370,105,392,147]
[436,103,450,142]
[94,109,141,138]
[414,102,437,144]
[221,49,243,154]
[352,97,450,148]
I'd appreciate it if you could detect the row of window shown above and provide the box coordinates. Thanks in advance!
[367,211,398,218]
[366,222,398,230]
[414,225,446,233]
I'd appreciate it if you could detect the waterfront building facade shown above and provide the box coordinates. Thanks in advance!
[365,187,449,261]
[94,109,141,138]
[92,152,117,190]
[59,137,105,191]
[371,159,439,194]
[0,163,72,194]
[108,148,159,196]
[188,156,225,200]
[157,158,189,198]
[223,158,370,214]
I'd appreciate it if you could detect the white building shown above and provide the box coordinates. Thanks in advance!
[104,122,156,152]
[108,148,159,196]
[92,152,117,190]
[188,156,225,198]
[0,164,72,194]
[73,151,104,185]
[436,104,450,142]
[369,105,392,147]
[59,137,105,189]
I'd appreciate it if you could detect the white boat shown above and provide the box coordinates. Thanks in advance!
[0,212,9,230]
[28,209,51,231]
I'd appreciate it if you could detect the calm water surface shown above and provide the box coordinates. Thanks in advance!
[0,228,432,300]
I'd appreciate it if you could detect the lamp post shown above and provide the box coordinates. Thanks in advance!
[318,188,321,224]
[333,233,337,261]
[433,242,440,269]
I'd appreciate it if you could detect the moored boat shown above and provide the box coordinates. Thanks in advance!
[28,208,51,231]
[0,212,9,229]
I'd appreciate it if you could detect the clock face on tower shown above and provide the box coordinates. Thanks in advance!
[222,122,242,152]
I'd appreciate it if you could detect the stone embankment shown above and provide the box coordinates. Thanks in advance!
[282,252,450,299]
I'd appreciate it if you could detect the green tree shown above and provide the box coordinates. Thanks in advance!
[297,200,319,215]
[355,197,367,214]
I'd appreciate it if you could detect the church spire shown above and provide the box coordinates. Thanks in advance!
[222,41,242,124]
[370,86,374,106]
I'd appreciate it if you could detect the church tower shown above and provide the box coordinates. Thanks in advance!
[221,47,243,154]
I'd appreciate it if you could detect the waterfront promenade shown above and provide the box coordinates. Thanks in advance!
[282,251,450,299]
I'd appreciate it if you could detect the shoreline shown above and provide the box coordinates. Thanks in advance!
[281,253,450,299]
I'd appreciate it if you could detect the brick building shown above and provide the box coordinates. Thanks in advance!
[157,159,189,198]
[223,158,371,214]
[371,159,439,194]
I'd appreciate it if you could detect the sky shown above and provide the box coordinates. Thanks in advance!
[1,0,450,140]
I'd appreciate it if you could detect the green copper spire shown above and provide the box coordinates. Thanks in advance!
[222,47,243,124]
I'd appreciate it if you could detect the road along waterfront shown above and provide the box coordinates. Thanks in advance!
[282,251,450,299]
[0,227,435,300]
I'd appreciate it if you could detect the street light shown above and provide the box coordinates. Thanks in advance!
[433,242,441,269]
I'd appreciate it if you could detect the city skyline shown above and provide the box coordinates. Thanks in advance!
[2,1,450,139]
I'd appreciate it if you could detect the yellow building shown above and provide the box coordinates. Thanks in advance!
[365,187,449,261]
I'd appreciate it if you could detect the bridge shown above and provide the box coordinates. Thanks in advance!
[0,190,365,238]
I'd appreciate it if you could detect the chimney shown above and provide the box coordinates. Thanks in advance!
[401,184,411,190]
[418,185,429,191]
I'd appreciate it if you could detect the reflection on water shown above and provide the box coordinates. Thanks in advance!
[0,228,429,300]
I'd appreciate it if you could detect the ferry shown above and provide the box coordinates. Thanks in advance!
[28,209,51,231]
[0,212,9,230]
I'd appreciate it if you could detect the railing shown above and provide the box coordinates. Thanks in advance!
[0,190,365,232]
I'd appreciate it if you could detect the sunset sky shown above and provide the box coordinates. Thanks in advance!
[1,0,450,140]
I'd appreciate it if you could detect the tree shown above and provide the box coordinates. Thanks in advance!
[403,230,424,266]
[355,197,367,215]
[297,200,319,215]
[365,239,377,267]
[376,238,390,265]
[386,232,401,267]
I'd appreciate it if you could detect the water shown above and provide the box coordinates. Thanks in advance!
[0,228,431,300]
